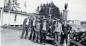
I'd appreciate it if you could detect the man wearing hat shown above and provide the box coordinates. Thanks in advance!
[29,16,35,41]
[34,17,41,43]
[62,21,72,46]
[40,16,44,43]
[32,16,36,42]
[20,16,30,39]
[48,17,53,36]
[53,19,62,46]
[41,16,48,45]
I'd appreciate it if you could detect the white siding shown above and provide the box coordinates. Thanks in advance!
[1,12,28,25]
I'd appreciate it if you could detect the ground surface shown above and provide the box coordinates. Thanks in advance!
[1,28,53,46]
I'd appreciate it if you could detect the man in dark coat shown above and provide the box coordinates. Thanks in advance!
[62,21,72,46]
[29,16,35,41]
[20,17,30,39]
[40,16,43,43]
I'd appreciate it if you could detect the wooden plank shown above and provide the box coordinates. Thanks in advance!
[70,39,84,46]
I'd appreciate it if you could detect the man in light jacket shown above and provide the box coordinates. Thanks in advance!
[54,20,62,46]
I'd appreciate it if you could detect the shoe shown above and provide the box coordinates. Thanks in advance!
[42,43,45,45]
[24,37,27,39]
[54,44,57,46]
[20,36,23,39]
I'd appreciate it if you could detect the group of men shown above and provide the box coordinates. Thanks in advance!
[20,15,72,46]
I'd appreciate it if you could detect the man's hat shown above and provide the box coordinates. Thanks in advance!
[43,16,47,20]
[36,18,40,22]
[52,18,57,21]
[56,18,60,21]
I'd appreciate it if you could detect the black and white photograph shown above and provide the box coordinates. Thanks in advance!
[0,0,86,46]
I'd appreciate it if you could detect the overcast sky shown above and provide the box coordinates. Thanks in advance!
[0,0,86,21]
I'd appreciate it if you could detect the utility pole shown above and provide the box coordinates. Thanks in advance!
[24,0,27,14]
[49,7,52,19]
[62,3,68,21]
[49,6,54,22]
[8,0,11,25]
[13,0,19,22]
[0,8,3,26]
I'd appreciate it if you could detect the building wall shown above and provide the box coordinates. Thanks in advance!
[81,21,86,28]
[68,20,81,25]
[73,20,81,25]
[1,12,28,26]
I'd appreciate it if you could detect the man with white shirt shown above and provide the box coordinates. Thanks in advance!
[41,17,47,45]
[54,19,62,46]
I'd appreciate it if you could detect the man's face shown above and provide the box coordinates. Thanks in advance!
[56,21,58,24]
[38,16,40,18]
[63,21,67,24]
[44,19,45,21]
[27,16,29,19]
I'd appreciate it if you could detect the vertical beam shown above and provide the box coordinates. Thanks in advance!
[0,8,3,26]
[49,7,51,16]
[62,3,68,21]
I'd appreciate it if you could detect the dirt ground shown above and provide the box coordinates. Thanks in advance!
[1,28,53,46]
